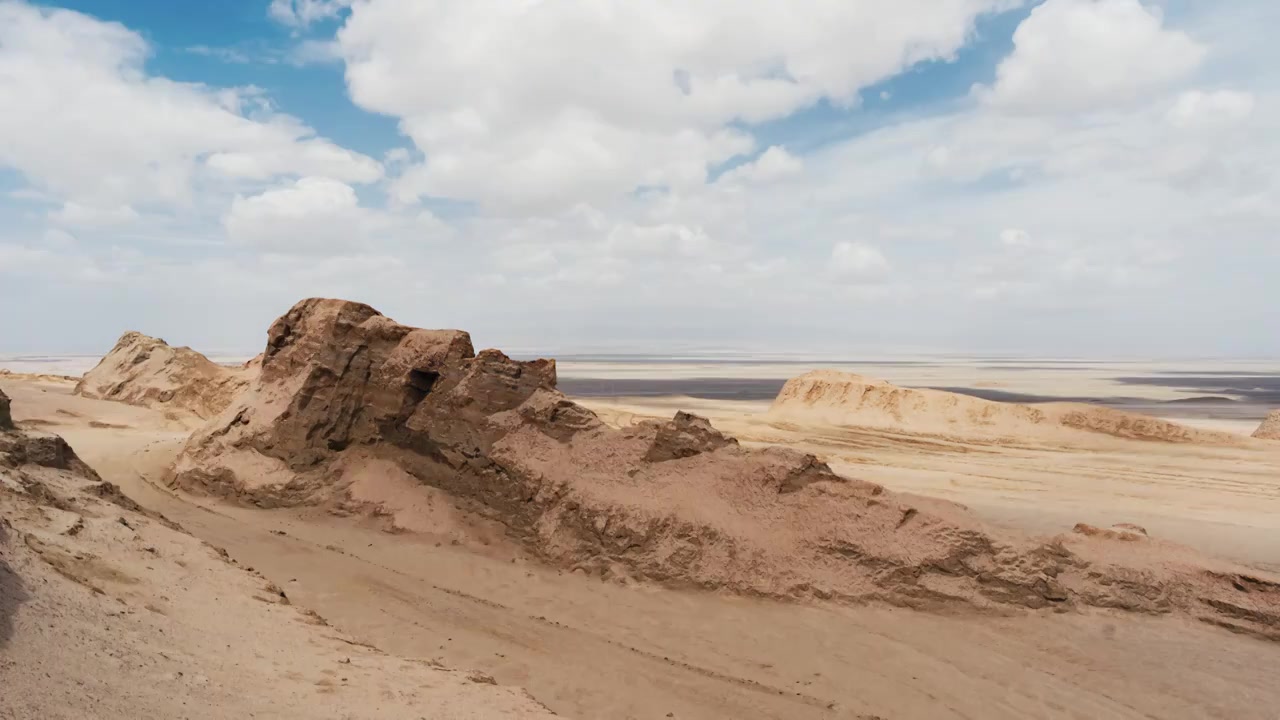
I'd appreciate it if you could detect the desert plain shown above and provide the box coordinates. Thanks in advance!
[2,299,1279,720]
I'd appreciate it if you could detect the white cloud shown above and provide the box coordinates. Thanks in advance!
[4,0,1280,356]
[716,146,803,186]
[269,0,353,28]
[185,45,253,64]
[1167,89,1256,129]
[224,176,448,254]
[336,0,1014,211]
[51,202,140,227]
[0,1,381,210]
[978,0,1206,114]
[288,39,341,66]
[830,241,890,279]
[999,228,1031,247]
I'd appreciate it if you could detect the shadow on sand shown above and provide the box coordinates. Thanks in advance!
[0,520,30,649]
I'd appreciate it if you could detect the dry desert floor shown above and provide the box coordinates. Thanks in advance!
[3,375,1280,719]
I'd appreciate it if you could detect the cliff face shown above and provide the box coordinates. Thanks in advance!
[167,299,1280,637]
[74,331,250,420]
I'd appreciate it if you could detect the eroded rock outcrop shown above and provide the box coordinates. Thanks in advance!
[642,410,739,462]
[75,331,251,420]
[169,299,1280,638]
[0,388,98,480]
[769,370,1238,444]
[0,387,555,719]
[1254,410,1280,440]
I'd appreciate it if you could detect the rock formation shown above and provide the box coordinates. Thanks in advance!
[169,299,1280,639]
[1253,410,1280,440]
[0,390,554,719]
[0,387,99,479]
[75,331,251,420]
[768,370,1237,444]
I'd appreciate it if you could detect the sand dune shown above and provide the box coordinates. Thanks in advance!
[768,370,1240,444]
[75,331,253,421]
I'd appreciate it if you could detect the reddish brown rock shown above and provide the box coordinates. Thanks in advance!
[167,298,1280,638]
[642,411,739,463]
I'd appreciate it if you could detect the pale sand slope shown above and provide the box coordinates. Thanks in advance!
[6,378,1280,720]
[0,380,555,720]
[585,394,1280,575]
[74,331,253,421]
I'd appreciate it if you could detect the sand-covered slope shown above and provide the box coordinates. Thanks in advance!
[75,331,251,420]
[1254,410,1280,440]
[0,386,554,719]
[167,299,1280,638]
[767,370,1237,443]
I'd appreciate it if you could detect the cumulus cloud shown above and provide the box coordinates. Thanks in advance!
[1166,90,1256,129]
[977,0,1206,114]
[336,0,1013,211]
[716,146,803,186]
[4,0,1280,356]
[224,176,447,254]
[0,1,381,211]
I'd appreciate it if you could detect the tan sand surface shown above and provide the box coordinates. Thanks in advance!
[584,395,1280,574]
[4,375,1280,719]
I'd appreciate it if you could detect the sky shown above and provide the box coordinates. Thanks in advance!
[0,0,1276,357]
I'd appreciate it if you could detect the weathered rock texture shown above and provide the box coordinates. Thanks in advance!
[1253,410,1280,440]
[75,332,251,419]
[0,388,98,480]
[170,299,1280,639]
[0,390,555,719]
[769,370,1237,444]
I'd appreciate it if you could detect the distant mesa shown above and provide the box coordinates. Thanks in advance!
[1254,410,1280,440]
[74,331,254,420]
[767,369,1238,444]
[151,298,1280,638]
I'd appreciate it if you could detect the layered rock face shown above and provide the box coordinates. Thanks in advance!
[75,331,250,419]
[769,370,1236,444]
[169,299,1280,637]
[0,387,99,479]
[1254,410,1280,440]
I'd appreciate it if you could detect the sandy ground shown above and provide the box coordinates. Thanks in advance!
[4,377,1280,719]
[584,395,1280,574]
